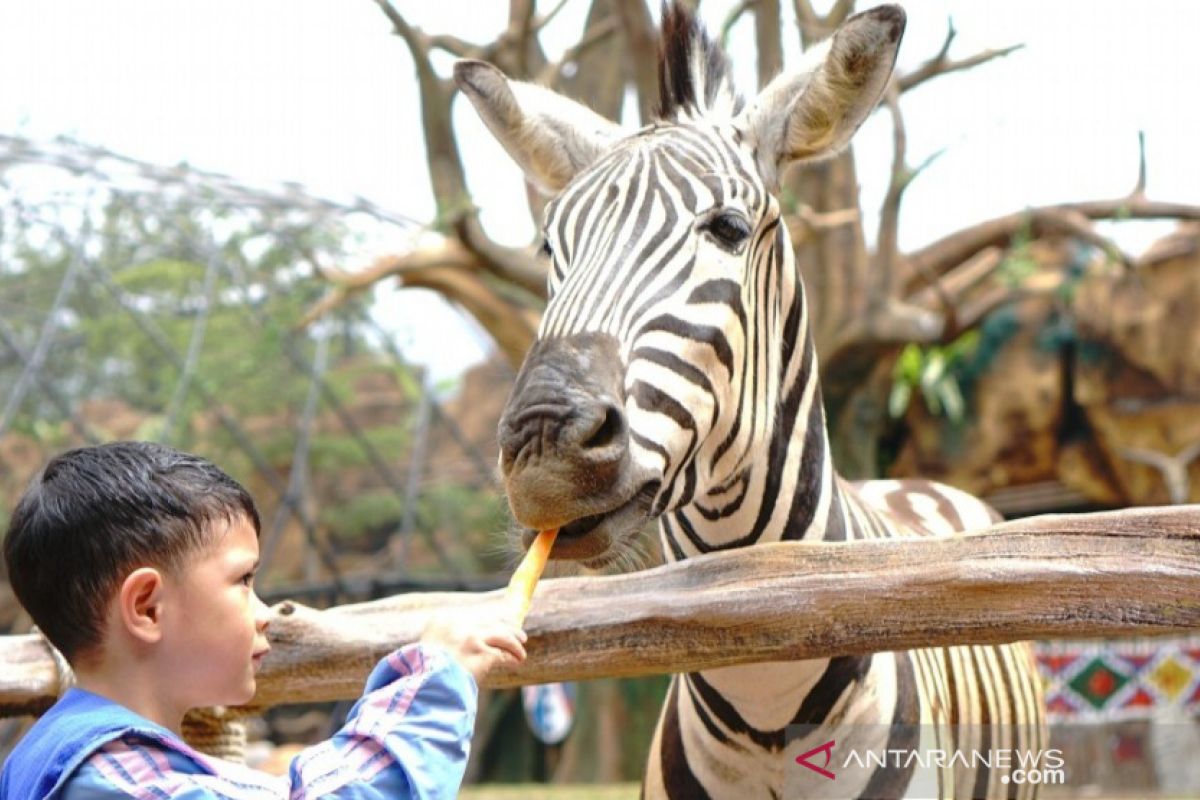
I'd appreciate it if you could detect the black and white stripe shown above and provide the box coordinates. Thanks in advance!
[470,4,1046,797]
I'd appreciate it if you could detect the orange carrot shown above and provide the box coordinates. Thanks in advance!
[506,528,558,624]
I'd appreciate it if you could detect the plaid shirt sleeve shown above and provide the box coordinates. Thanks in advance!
[59,644,478,800]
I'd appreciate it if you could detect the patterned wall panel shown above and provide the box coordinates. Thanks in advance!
[1036,636,1200,720]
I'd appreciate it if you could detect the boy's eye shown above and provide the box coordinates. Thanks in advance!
[240,572,256,587]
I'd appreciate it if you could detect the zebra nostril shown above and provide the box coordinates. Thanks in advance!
[580,404,625,451]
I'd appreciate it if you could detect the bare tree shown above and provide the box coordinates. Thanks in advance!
[308,0,1200,476]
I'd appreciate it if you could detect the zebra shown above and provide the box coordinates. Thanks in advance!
[455,4,1046,798]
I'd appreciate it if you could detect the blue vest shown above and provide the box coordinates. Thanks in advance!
[0,688,180,800]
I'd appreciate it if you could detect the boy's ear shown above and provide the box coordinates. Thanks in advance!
[118,567,166,645]
[454,59,623,195]
[738,4,905,186]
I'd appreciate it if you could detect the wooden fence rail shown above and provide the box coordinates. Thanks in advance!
[2,505,1198,716]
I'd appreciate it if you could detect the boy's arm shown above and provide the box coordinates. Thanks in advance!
[285,642,478,799]
[60,643,476,800]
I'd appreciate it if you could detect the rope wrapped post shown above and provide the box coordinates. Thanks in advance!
[181,707,248,762]
[1,506,1198,714]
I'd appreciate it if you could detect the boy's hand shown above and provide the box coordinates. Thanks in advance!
[420,610,528,683]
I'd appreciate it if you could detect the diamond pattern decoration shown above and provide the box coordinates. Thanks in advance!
[1121,688,1155,710]
[1039,654,1077,675]
[1069,658,1129,709]
[1046,695,1077,715]
[1148,657,1192,700]
[1035,635,1200,720]
[1120,653,1155,674]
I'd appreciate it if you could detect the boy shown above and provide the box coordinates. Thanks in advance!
[1,441,527,799]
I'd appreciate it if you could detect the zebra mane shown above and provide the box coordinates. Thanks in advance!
[656,2,744,121]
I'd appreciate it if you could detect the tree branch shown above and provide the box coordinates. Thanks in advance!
[872,85,905,307]
[399,265,541,367]
[455,216,549,297]
[3,506,1197,714]
[753,0,782,89]
[841,298,945,346]
[800,205,861,229]
[501,0,541,78]
[897,18,1024,96]
[1035,207,1133,269]
[793,0,854,46]
[907,197,1200,292]
[952,283,1017,337]
[792,0,818,36]
[371,0,550,315]
[425,0,554,71]
[538,14,622,88]
[533,0,573,35]
[556,0,627,126]
[720,0,757,46]
[426,33,485,59]
[1117,443,1200,505]
[299,239,478,328]
[372,1,472,220]
[873,87,949,318]
[615,0,660,122]
[301,239,542,365]
[904,246,1005,334]
[825,0,856,28]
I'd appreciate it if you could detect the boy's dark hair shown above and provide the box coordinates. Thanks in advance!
[3,441,260,662]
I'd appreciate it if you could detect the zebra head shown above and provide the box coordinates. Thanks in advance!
[456,4,904,566]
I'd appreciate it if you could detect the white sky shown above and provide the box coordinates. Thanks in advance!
[2,1,1198,380]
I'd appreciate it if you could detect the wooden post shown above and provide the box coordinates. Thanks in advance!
[2,506,1198,716]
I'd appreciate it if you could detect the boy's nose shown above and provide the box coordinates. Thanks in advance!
[253,592,271,631]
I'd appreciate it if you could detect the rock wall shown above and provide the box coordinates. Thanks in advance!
[891,224,1200,509]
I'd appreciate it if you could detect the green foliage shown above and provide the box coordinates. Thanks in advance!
[957,305,1021,392]
[778,185,800,216]
[998,227,1040,288]
[888,330,980,424]
[307,425,410,473]
[1036,311,1076,353]
[0,191,350,449]
[323,489,404,550]
[0,180,499,583]
[419,483,511,568]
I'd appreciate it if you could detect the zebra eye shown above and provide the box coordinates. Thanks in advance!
[703,212,751,251]
[539,239,554,259]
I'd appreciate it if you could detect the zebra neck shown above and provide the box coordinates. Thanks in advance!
[662,325,848,556]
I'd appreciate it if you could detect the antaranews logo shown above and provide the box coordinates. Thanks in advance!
[795,740,837,780]
[787,725,1068,799]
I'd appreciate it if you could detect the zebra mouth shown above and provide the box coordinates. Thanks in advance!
[520,481,659,565]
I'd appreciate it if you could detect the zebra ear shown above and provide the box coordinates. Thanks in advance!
[739,5,905,185]
[454,60,623,195]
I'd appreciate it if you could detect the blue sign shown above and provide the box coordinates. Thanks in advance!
[521,681,576,745]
